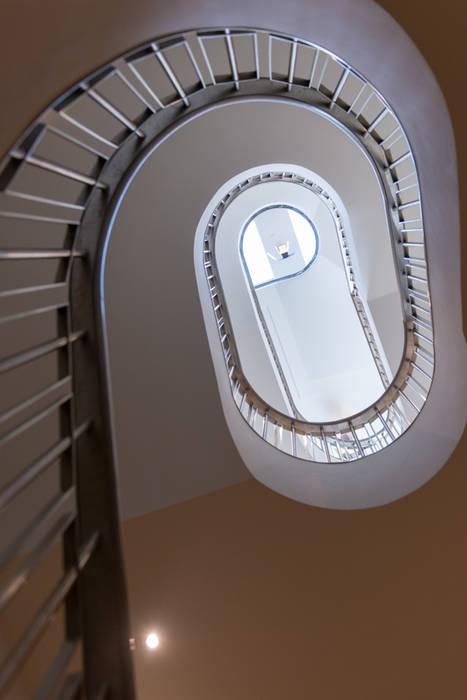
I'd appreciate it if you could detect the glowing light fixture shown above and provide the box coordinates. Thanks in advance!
[145,632,160,649]
[276,241,291,259]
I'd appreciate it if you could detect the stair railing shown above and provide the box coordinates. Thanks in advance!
[0,27,433,696]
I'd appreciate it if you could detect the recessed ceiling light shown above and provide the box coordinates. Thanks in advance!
[145,632,160,649]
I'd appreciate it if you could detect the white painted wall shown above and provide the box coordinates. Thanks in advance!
[258,255,385,422]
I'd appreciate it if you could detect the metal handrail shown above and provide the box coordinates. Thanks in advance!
[0,26,433,695]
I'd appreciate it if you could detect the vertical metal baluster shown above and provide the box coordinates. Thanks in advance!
[253,32,260,79]
[225,29,240,90]
[307,434,315,459]
[398,388,420,414]
[354,89,374,120]
[367,108,388,134]
[376,409,395,441]
[316,54,330,93]
[380,125,401,148]
[363,425,377,453]
[382,130,403,152]
[350,423,365,457]
[334,436,345,462]
[262,412,269,440]
[320,428,331,463]
[389,151,412,170]
[409,360,432,382]
[126,61,164,110]
[406,374,428,400]
[240,390,248,413]
[414,345,434,365]
[287,39,298,91]
[308,48,320,88]
[197,35,216,85]
[347,81,366,114]
[268,34,273,81]
[330,67,349,107]
[57,109,118,148]
[392,400,408,430]
[152,43,190,106]
[113,65,156,113]
[82,84,145,137]
[183,39,207,89]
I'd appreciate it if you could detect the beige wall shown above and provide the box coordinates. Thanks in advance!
[122,462,467,699]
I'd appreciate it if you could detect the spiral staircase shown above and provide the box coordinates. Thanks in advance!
[0,2,465,698]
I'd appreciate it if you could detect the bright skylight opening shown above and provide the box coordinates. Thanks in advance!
[241,206,318,288]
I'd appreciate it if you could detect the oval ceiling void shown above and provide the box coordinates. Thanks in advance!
[213,163,405,425]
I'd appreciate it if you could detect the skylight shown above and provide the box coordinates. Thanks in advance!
[241,206,318,288]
